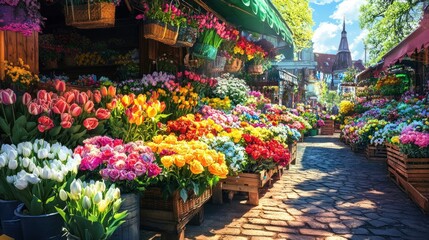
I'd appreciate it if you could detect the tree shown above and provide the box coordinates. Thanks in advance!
[272,0,314,52]
[360,0,426,64]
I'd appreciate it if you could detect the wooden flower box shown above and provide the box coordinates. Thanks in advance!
[350,143,365,153]
[140,188,212,240]
[386,143,429,183]
[289,142,298,165]
[389,168,429,213]
[365,144,387,161]
[212,168,275,206]
[320,119,335,135]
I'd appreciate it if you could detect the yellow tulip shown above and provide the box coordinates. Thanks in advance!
[161,156,174,168]
[146,106,157,118]
[121,95,132,107]
[152,135,163,144]
[190,160,204,175]
[174,155,186,168]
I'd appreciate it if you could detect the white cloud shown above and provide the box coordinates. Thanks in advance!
[312,22,341,53]
[349,30,368,60]
[310,0,341,5]
[330,0,365,23]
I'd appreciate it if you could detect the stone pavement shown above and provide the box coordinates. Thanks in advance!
[144,134,429,240]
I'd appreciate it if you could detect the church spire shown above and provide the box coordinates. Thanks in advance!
[332,17,352,72]
[342,16,345,32]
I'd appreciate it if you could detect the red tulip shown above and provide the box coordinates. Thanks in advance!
[60,121,72,129]
[28,102,42,115]
[77,92,88,105]
[100,86,108,97]
[37,116,54,132]
[22,92,31,105]
[69,103,82,117]
[61,113,73,122]
[52,99,68,114]
[55,79,66,92]
[83,118,98,130]
[93,90,101,103]
[95,108,110,120]
[84,100,94,113]
[37,90,48,102]
[63,92,76,104]
[0,89,16,105]
[106,99,117,110]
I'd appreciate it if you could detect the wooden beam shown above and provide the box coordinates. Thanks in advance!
[0,31,4,80]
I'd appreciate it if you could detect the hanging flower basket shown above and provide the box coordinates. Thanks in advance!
[208,55,226,73]
[144,19,179,46]
[248,64,263,75]
[0,5,27,27]
[173,27,197,48]
[224,58,242,73]
[64,2,116,29]
[192,43,218,60]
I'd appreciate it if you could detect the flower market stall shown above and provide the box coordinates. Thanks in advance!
[0,0,320,239]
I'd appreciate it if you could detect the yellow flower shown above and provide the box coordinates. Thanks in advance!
[161,156,174,168]
[152,135,164,144]
[391,136,400,144]
[190,160,204,175]
[174,155,186,168]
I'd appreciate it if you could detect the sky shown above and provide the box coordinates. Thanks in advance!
[310,0,368,62]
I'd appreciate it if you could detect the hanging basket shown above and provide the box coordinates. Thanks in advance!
[224,58,242,73]
[248,64,263,75]
[144,20,179,46]
[192,43,218,60]
[208,55,227,73]
[0,5,27,27]
[173,27,197,48]
[64,2,116,29]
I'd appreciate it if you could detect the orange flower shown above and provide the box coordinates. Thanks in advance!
[121,95,132,107]
[108,86,116,97]
[189,160,204,175]
[174,155,186,168]
[152,135,164,144]
[146,105,157,118]
[106,99,117,110]
[208,163,228,178]
[100,86,108,97]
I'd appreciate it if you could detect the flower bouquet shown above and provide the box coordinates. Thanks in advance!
[166,114,223,141]
[56,180,127,240]
[214,74,250,106]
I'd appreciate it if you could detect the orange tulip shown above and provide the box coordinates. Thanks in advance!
[146,106,157,118]
[184,154,194,164]
[108,86,116,97]
[174,155,186,168]
[190,160,204,175]
[100,86,108,97]
[161,156,174,168]
[208,163,228,178]
[152,135,163,144]
[106,99,117,110]
[135,94,147,106]
[121,95,132,107]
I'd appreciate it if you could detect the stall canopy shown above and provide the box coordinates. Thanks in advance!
[382,6,429,70]
[192,0,294,48]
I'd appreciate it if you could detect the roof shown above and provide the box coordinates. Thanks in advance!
[353,60,365,71]
[332,18,352,71]
[193,0,294,47]
[314,53,336,74]
[381,6,429,70]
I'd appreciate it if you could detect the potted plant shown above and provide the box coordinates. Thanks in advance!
[56,180,128,240]
[63,0,121,29]
[0,0,43,36]
[3,139,81,240]
[138,0,186,46]
[2,58,39,91]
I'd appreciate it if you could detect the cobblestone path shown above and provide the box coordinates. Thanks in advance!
[143,135,429,239]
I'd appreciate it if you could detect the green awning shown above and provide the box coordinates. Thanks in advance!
[194,0,294,47]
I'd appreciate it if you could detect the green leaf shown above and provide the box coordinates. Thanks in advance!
[69,125,82,133]
[70,130,87,141]
[0,117,11,135]
[26,121,37,131]
[180,188,188,202]
[30,196,44,215]
[55,206,67,221]
[49,126,62,137]
[192,181,199,196]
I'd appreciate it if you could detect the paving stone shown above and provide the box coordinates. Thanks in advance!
[270,220,288,226]
[368,228,404,237]
[219,236,249,240]
[250,237,277,240]
[352,228,370,235]
[214,228,241,235]
[287,220,307,227]
[316,217,340,223]
[248,218,271,225]
[329,222,349,234]
[264,226,297,233]
[241,230,276,237]
[299,228,334,237]
[368,219,388,227]
[342,219,366,228]
[324,237,348,240]
[242,224,264,230]
[278,233,316,240]
[306,220,329,230]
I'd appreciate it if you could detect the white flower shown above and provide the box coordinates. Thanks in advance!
[82,196,92,209]
[93,191,103,204]
[41,166,51,179]
[25,173,40,185]
[6,175,15,183]
[28,161,36,172]
[113,198,122,212]
[59,189,68,201]
[22,157,30,168]
[8,159,18,170]
[22,147,32,157]
[37,148,49,159]
[1,144,15,153]
[14,178,28,190]
[58,147,69,161]
[0,154,7,167]
[70,179,82,199]
[50,143,61,154]
[7,150,18,162]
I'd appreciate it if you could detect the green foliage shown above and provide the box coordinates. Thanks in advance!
[359,0,425,64]
[272,0,314,52]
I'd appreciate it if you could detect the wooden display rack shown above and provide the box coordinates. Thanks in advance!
[212,169,275,205]
[350,143,365,153]
[388,168,429,214]
[320,120,335,135]
[289,142,298,165]
[365,144,387,161]
[140,188,212,240]
[386,143,429,182]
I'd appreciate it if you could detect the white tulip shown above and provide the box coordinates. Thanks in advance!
[22,147,32,157]
[59,189,68,201]
[84,186,94,197]
[70,179,82,198]
[95,181,106,192]
[113,188,121,200]
[93,191,103,204]
[37,149,49,159]
[14,178,28,190]
[33,167,41,177]
[58,147,68,162]
[7,150,18,162]
[1,144,15,153]
[41,167,51,179]
[0,155,7,167]
[113,198,122,212]
[55,172,64,182]
[25,173,40,184]
[82,196,92,210]
[6,175,15,183]
[47,153,55,159]
[8,159,18,170]
[22,157,30,168]
[50,143,61,154]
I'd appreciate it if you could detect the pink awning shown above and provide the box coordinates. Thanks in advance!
[382,10,429,69]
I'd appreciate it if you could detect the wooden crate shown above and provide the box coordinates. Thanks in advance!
[365,144,387,161]
[350,143,365,153]
[388,168,429,213]
[289,142,298,165]
[386,143,429,183]
[0,30,39,80]
[212,169,275,206]
[140,188,212,240]
[320,120,335,135]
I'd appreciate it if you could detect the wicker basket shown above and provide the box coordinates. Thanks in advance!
[144,20,179,46]
[248,64,263,75]
[173,27,197,48]
[192,43,218,60]
[224,58,242,73]
[64,2,116,29]
[208,56,226,73]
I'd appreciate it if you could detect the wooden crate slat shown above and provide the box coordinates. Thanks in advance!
[365,145,387,160]
[387,143,429,183]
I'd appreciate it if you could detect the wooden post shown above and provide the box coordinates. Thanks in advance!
[0,31,4,80]
[212,183,223,204]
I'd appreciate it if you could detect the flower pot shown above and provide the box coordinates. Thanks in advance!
[208,55,227,73]
[0,199,22,240]
[224,58,242,73]
[248,64,263,75]
[110,193,140,240]
[64,2,116,29]
[144,19,179,46]
[14,203,64,240]
[0,199,20,224]
[173,27,197,48]
[192,43,218,60]
[2,218,23,240]
[309,129,318,136]
[0,6,27,27]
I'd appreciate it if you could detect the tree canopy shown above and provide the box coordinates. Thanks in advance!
[272,0,314,52]
[359,0,426,65]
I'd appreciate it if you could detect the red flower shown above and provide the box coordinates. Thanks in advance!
[83,117,99,130]
[63,91,76,104]
[52,99,68,114]
[69,103,82,117]
[95,108,111,120]
[37,116,54,132]
[84,100,94,113]
[28,102,41,115]
[55,79,66,92]
[22,92,31,105]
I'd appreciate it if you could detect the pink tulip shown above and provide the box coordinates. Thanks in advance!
[0,89,16,105]
[22,92,31,105]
